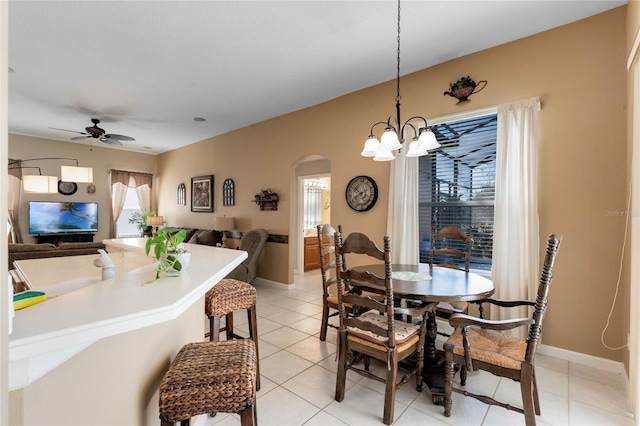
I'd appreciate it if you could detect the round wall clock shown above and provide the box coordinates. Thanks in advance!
[345,175,378,212]
[58,180,78,196]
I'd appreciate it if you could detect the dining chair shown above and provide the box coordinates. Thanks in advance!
[317,223,341,341]
[429,225,473,317]
[318,224,383,341]
[443,234,561,426]
[333,231,431,425]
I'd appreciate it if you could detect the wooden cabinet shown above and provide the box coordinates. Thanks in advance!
[304,236,330,271]
[304,237,320,271]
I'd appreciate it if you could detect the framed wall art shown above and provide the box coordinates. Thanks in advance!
[191,175,214,212]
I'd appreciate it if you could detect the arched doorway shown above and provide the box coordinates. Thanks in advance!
[290,155,331,276]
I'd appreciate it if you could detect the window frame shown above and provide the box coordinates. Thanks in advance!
[418,107,498,273]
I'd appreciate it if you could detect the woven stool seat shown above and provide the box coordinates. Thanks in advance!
[205,278,261,391]
[159,340,257,425]
[205,279,256,317]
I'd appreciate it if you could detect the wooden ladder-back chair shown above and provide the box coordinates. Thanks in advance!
[443,234,561,426]
[333,231,431,425]
[318,224,384,341]
[429,225,473,322]
[317,223,341,341]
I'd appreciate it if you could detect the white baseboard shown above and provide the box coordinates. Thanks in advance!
[537,343,627,376]
[252,277,294,290]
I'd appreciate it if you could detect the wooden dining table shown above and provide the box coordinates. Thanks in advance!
[351,263,495,403]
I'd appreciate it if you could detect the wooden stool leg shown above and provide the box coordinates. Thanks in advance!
[226,312,234,340]
[210,316,222,342]
[247,305,260,391]
[239,405,255,426]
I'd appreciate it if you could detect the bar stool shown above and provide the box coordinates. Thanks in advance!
[205,278,260,390]
[159,339,257,425]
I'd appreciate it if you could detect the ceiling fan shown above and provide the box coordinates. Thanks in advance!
[50,118,135,146]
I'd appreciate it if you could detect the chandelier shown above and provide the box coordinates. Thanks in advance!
[360,0,440,161]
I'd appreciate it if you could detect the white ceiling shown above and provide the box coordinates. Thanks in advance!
[8,0,626,155]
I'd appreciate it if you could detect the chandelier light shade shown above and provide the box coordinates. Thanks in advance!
[61,165,93,183]
[361,0,440,161]
[23,175,58,194]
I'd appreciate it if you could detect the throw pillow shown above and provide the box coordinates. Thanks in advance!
[194,230,222,246]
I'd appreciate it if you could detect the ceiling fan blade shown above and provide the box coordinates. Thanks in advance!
[70,135,91,141]
[49,127,88,135]
[104,133,135,141]
[99,136,123,146]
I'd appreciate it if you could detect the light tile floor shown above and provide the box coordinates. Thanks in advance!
[200,270,634,426]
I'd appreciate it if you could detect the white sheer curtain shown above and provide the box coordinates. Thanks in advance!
[387,152,419,264]
[110,182,128,238]
[491,96,541,338]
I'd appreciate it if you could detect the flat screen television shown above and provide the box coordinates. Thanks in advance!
[29,201,98,234]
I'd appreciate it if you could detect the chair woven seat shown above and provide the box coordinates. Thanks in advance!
[205,279,256,317]
[159,340,257,424]
[447,326,527,369]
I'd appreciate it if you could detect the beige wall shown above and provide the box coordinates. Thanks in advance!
[7,7,629,362]
[626,0,640,406]
[8,135,157,243]
[156,7,629,361]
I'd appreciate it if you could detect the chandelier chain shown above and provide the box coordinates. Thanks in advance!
[396,0,401,103]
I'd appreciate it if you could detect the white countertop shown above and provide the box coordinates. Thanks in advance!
[9,240,246,390]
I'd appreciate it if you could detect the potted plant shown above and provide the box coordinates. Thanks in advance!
[443,75,487,104]
[129,210,156,236]
[144,228,189,281]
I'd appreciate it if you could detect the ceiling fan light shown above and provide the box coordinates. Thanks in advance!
[373,150,395,161]
[61,165,93,183]
[379,128,402,150]
[361,136,381,157]
[23,175,58,194]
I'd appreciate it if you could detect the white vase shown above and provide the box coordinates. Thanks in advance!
[160,251,190,274]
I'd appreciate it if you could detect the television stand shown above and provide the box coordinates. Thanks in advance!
[35,233,95,245]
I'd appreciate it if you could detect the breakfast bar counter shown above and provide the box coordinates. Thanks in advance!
[9,240,246,425]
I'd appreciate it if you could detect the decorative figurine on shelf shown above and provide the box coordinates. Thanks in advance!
[444,75,487,104]
[253,188,279,210]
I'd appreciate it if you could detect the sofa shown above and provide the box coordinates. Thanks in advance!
[178,227,268,283]
[181,228,224,246]
[8,242,107,269]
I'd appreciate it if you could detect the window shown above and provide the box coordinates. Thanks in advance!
[115,187,144,237]
[418,112,497,271]
[303,179,329,230]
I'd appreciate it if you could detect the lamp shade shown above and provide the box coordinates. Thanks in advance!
[23,175,58,193]
[61,165,93,183]
[405,140,428,157]
[361,136,380,157]
[215,217,236,231]
[418,129,440,150]
[147,216,164,227]
[373,150,395,162]
[379,128,402,150]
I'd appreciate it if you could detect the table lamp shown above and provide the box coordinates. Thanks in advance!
[215,216,236,248]
[147,216,164,237]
